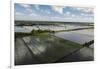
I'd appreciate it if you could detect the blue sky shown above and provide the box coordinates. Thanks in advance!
[15,3,94,22]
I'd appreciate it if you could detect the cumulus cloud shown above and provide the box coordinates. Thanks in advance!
[19,4,33,13]
[29,13,38,16]
[71,14,76,17]
[19,4,31,8]
[26,8,33,13]
[51,6,65,14]
[15,4,37,18]
[34,5,40,10]
[66,7,94,18]
[15,4,94,22]
[66,11,71,15]
[43,10,51,14]
[15,12,24,15]
[63,11,71,17]
[76,7,94,14]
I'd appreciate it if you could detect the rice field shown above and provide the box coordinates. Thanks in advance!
[55,29,94,45]
[15,24,93,33]
[15,34,82,64]
[15,24,94,65]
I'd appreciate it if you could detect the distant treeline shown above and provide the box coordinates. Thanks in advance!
[15,20,94,26]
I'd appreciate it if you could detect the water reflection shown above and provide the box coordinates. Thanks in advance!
[15,34,94,65]
[22,35,82,63]
[55,29,94,44]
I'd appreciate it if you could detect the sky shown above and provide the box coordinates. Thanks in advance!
[15,3,94,22]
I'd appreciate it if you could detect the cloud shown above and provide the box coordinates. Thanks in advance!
[19,4,31,8]
[26,8,33,13]
[68,7,94,18]
[66,11,71,15]
[76,7,94,14]
[80,13,86,16]
[42,10,50,14]
[19,4,33,13]
[80,13,90,17]
[34,5,40,10]
[29,13,38,16]
[15,4,37,17]
[51,6,65,14]
[15,12,24,15]
[15,4,94,22]
[63,11,71,17]
[71,14,76,17]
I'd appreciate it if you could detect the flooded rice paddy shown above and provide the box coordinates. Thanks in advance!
[15,25,93,33]
[15,34,82,65]
[55,29,94,45]
[15,25,94,65]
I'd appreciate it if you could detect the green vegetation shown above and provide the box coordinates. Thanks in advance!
[15,29,55,37]
[22,34,82,63]
[15,26,94,38]
[83,40,94,47]
[31,29,55,33]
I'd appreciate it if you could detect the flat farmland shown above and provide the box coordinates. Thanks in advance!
[55,29,94,45]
